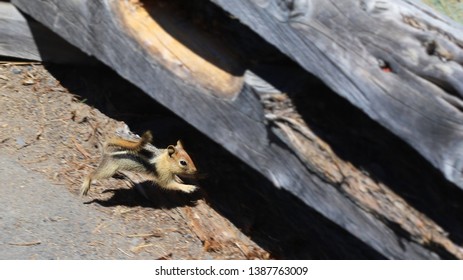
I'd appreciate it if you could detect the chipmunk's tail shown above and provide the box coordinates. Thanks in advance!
[138,131,153,147]
[106,130,153,152]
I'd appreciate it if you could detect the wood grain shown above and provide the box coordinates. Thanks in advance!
[211,0,463,189]
[0,1,92,63]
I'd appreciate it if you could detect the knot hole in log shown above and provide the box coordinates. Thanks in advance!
[403,15,463,65]
[113,0,246,99]
[253,0,313,24]
[359,0,394,16]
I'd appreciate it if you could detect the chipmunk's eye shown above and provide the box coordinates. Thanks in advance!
[180,160,187,166]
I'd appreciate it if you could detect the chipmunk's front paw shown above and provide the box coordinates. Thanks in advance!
[181,184,197,193]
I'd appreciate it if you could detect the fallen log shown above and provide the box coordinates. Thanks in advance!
[0,1,92,63]
[11,0,463,259]
[210,0,463,189]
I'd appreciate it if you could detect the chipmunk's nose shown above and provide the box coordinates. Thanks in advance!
[191,165,198,173]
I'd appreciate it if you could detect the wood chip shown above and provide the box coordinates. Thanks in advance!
[156,253,172,260]
[131,243,156,253]
[126,232,162,238]
[73,138,91,159]
[117,248,134,257]
[22,79,35,85]
[8,241,41,246]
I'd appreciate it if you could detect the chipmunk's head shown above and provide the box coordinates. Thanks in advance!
[167,140,197,176]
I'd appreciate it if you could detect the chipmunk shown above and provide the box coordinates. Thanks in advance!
[80,130,198,197]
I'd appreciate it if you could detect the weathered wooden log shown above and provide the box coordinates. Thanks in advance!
[210,0,463,189]
[0,1,92,63]
[11,0,463,259]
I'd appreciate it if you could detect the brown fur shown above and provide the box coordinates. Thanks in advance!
[105,130,153,152]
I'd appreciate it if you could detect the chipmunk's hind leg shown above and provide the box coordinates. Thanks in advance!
[80,158,119,197]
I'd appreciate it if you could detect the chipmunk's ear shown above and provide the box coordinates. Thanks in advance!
[167,145,176,157]
[176,140,184,149]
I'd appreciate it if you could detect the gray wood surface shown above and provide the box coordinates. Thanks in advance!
[0,1,92,63]
[210,0,463,190]
[11,0,463,259]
